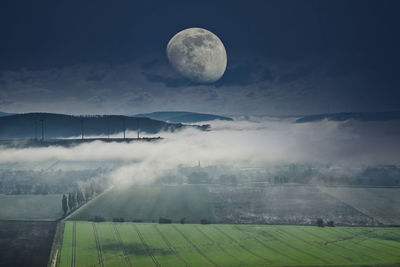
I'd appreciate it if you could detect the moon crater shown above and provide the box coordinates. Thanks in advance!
[167,28,227,83]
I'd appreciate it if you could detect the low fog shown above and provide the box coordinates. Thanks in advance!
[1,118,400,186]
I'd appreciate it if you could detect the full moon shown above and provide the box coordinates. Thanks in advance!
[167,28,227,83]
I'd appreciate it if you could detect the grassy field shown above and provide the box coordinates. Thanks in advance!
[70,185,215,223]
[0,194,63,220]
[57,221,400,266]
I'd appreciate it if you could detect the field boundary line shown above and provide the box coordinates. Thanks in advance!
[339,228,400,257]
[56,223,64,267]
[49,221,65,267]
[64,186,114,221]
[153,225,189,267]
[331,227,374,241]
[212,225,272,264]
[268,228,330,264]
[194,225,247,266]
[172,225,219,267]
[300,228,378,261]
[233,226,298,263]
[92,223,104,267]
[351,238,400,258]
[132,223,161,267]
[278,227,353,263]
[338,228,400,250]
[50,187,113,267]
[71,221,76,267]
[370,237,400,250]
[318,187,385,225]
[113,223,132,267]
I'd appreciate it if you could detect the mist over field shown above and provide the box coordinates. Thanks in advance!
[1,118,399,186]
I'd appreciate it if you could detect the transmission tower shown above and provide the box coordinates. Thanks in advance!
[137,118,140,139]
[122,117,126,140]
[40,118,44,141]
[80,118,84,140]
[34,118,38,140]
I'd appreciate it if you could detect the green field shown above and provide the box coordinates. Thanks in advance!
[57,221,400,266]
[0,194,63,220]
[70,185,215,223]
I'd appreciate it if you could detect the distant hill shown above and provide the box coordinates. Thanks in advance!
[0,112,13,117]
[0,113,206,139]
[135,111,232,123]
[295,111,400,123]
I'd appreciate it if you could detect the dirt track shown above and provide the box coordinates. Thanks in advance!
[49,186,113,267]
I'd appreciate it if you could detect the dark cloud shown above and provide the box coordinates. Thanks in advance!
[215,65,253,87]
[298,87,314,97]
[144,73,190,88]
[144,58,277,89]
[205,89,219,101]
[141,59,160,70]
[278,63,318,83]
[0,99,13,106]
[0,56,397,116]
[127,93,152,106]
[214,61,277,88]
[259,69,274,82]
[246,92,255,98]
[87,95,105,105]
[86,73,105,81]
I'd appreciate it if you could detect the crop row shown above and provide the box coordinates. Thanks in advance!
[57,222,400,267]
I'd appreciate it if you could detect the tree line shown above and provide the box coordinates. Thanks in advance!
[62,184,97,216]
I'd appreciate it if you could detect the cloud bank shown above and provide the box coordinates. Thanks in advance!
[2,55,397,116]
[1,118,399,185]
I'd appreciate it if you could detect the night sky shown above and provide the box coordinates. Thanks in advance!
[0,0,399,116]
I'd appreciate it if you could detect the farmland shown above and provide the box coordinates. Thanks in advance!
[210,184,379,225]
[0,194,63,221]
[321,187,400,225]
[0,221,57,267]
[70,184,387,226]
[57,221,400,266]
[70,185,215,223]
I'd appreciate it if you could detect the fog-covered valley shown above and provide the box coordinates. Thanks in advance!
[1,117,399,226]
